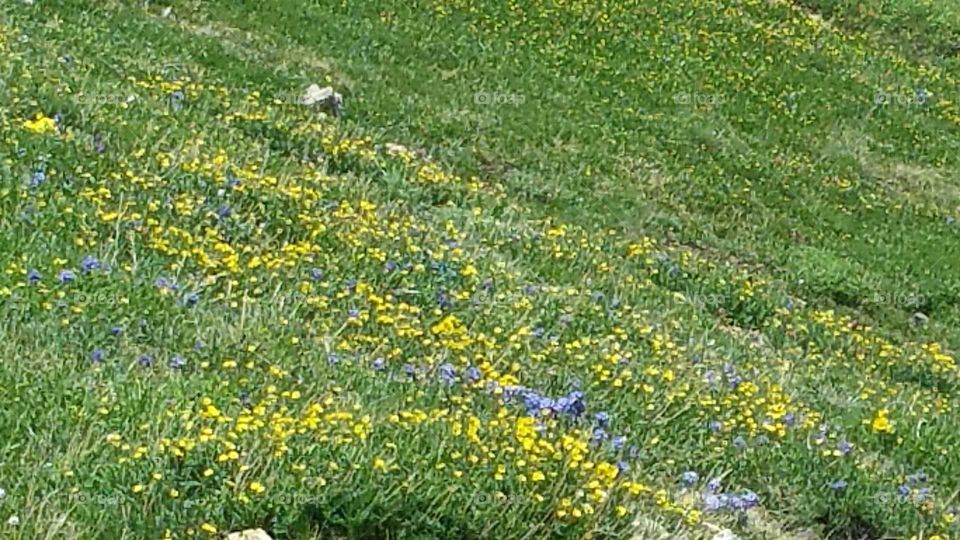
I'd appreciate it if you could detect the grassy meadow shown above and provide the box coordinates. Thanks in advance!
[1,0,960,538]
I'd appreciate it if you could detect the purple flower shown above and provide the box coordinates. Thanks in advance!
[523,391,554,416]
[372,358,386,371]
[466,366,481,383]
[837,440,853,455]
[616,460,630,474]
[110,326,123,336]
[310,268,324,281]
[29,170,45,188]
[595,411,610,427]
[560,390,585,418]
[829,479,848,491]
[403,364,416,378]
[681,471,699,486]
[732,436,747,450]
[612,436,627,450]
[27,269,41,284]
[183,292,199,307]
[741,490,760,508]
[439,363,456,385]
[168,356,186,369]
[707,478,722,493]
[897,485,911,498]
[708,420,723,433]
[907,471,928,485]
[591,427,607,444]
[138,354,154,367]
[327,354,340,366]
[703,494,726,512]
[80,255,101,273]
[90,348,105,363]
[154,277,178,291]
[58,269,77,284]
[193,339,204,351]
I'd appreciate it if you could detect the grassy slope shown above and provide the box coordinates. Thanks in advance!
[192,0,960,343]
[0,0,959,539]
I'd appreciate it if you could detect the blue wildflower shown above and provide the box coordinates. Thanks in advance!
[560,390,585,418]
[708,420,723,433]
[154,277,178,291]
[611,436,627,450]
[90,348,105,363]
[707,478,722,493]
[595,411,610,427]
[829,479,848,491]
[372,358,386,371]
[29,170,45,188]
[59,269,77,284]
[681,471,699,486]
[168,356,186,369]
[310,268,324,281]
[327,354,340,366]
[27,269,41,284]
[183,292,199,307]
[80,255,101,273]
[733,436,747,450]
[138,354,154,367]
[466,366,481,383]
[439,363,456,385]
[110,326,123,336]
[703,494,726,512]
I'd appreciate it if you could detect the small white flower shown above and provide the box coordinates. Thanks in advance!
[7,516,19,526]
[0,488,6,499]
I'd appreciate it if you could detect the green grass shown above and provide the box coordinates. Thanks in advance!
[1,0,960,538]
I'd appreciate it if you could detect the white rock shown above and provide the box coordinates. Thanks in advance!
[226,529,272,540]
[301,84,343,116]
[301,84,334,105]
[711,529,739,540]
